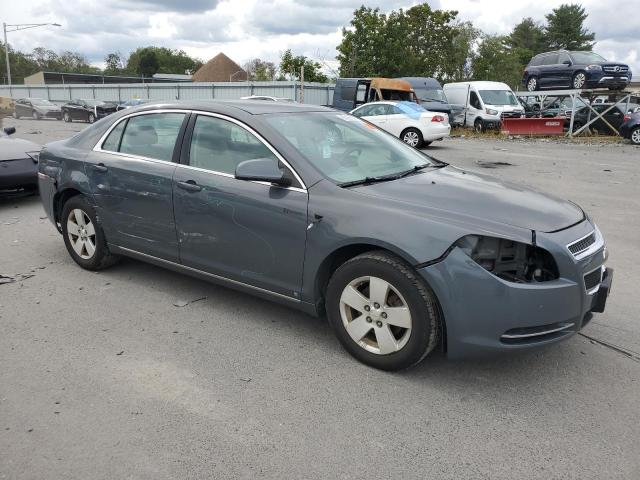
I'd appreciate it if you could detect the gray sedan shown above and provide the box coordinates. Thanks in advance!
[37,100,612,370]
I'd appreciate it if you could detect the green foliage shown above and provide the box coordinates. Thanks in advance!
[126,47,203,77]
[104,52,125,75]
[336,4,475,81]
[244,58,277,81]
[544,3,595,50]
[508,18,547,65]
[279,49,328,83]
[472,35,523,88]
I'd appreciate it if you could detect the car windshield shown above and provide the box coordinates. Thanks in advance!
[264,112,436,184]
[571,51,607,64]
[83,100,105,107]
[30,99,55,106]
[479,90,519,106]
[415,88,448,103]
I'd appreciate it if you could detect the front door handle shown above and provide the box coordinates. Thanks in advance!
[177,180,202,192]
[93,163,108,173]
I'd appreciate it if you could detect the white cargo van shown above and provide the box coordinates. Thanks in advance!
[443,81,524,132]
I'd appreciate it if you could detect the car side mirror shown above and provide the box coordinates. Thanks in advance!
[3,127,16,135]
[235,157,291,186]
[562,60,572,66]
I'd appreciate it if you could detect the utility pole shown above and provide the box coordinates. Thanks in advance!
[300,65,304,103]
[3,23,11,86]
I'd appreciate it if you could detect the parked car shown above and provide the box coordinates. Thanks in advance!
[116,99,148,111]
[523,50,632,91]
[0,126,41,192]
[620,109,640,145]
[443,81,524,132]
[38,101,612,370]
[350,101,450,148]
[240,95,295,102]
[572,103,630,134]
[61,99,118,123]
[398,77,452,116]
[332,78,418,112]
[13,98,62,120]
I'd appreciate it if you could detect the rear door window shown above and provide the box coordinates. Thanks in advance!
[558,53,571,64]
[543,54,559,65]
[101,120,127,152]
[116,113,185,161]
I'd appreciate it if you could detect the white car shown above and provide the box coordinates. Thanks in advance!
[350,101,450,148]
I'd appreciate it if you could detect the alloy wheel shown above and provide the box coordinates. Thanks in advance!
[631,128,640,145]
[573,73,586,89]
[527,77,537,91]
[66,209,96,260]
[339,276,412,355]
[88,114,95,124]
[402,131,420,147]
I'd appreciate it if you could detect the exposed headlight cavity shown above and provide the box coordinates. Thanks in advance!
[455,235,559,283]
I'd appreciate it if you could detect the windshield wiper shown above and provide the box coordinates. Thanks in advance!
[338,175,402,188]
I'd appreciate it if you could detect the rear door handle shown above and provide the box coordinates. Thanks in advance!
[177,180,202,192]
[93,163,108,173]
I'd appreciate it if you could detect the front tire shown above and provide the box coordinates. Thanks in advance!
[474,118,485,133]
[32,111,40,120]
[630,127,640,145]
[12,111,18,119]
[88,113,96,124]
[326,251,441,371]
[61,195,119,271]
[572,72,586,89]
[401,128,423,148]
[63,111,72,122]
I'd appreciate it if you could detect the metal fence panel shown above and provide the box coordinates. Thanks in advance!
[0,82,336,106]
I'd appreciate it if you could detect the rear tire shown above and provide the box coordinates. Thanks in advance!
[326,250,441,371]
[526,76,538,92]
[63,111,71,123]
[12,111,18,119]
[400,128,423,148]
[61,195,119,271]
[630,127,640,145]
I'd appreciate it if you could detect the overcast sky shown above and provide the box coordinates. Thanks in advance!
[1,0,638,75]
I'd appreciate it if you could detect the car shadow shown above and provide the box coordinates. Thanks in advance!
[0,190,40,210]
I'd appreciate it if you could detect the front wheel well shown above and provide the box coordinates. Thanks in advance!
[53,188,83,226]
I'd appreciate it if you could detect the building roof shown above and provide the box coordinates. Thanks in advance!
[23,71,190,85]
[191,53,247,82]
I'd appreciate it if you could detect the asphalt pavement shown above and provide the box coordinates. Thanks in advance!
[1,118,639,479]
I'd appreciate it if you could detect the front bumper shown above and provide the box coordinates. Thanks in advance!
[585,73,630,89]
[419,220,611,358]
[0,158,38,190]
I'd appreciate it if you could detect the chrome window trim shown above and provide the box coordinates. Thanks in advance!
[567,228,604,260]
[92,108,308,192]
[111,245,300,303]
[501,322,575,340]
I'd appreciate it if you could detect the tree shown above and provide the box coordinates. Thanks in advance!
[244,58,277,81]
[104,52,126,74]
[544,3,595,50]
[126,47,203,76]
[472,35,523,88]
[508,18,546,65]
[336,3,472,81]
[279,50,328,83]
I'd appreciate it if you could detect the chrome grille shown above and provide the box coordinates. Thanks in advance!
[568,232,596,256]
[603,65,628,74]
[584,267,603,292]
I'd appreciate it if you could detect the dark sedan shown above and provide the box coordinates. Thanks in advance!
[620,108,640,144]
[62,99,118,123]
[13,98,62,120]
[0,127,41,192]
[37,101,612,370]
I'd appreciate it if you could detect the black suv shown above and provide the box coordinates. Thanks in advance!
[523,50,632,91]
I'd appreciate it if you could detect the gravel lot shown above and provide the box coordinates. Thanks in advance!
[1,117,639,479]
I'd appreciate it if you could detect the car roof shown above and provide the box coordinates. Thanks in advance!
[129,99,331,115]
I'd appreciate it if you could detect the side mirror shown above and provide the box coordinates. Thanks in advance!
[235,157,291,186]
[3,127,16,135]
[562,60,572,66]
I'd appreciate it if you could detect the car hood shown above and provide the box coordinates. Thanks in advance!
[353,166,584,233]
[0,136,41,161]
